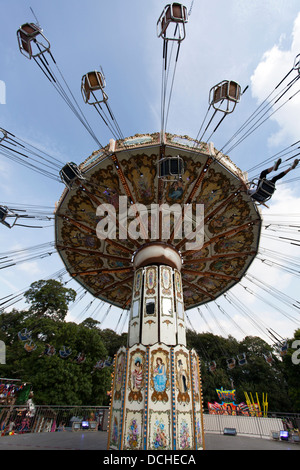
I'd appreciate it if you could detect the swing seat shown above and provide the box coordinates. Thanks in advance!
[237,353,247,366]
[0,206,8,223]
[94,360,105,370]
[18,329,32,342]
[209,81,241,114]
[81,71,108,105]
[226,357,236,370]
[158,155,184,181]
[104,357,113,367]
[17,23,50,59]
[294,54,300,74]
[0,128,7,143]
[279,341,288,357]
[249,178,276,203]
[208,360,216,372]
[44,345,56,356]
[60,162,84,188]
[75,352,86,364]
[24,341,37,352]
[0,206,19,229]
[264,352,273,365]
[59,346,72,358]
[157,3,188,41]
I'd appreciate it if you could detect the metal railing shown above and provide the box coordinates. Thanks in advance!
[1,404,299,440]
[203,411,300,439]
[0,405,109,436]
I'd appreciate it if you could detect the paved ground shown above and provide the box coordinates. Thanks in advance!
[0,431,299,451]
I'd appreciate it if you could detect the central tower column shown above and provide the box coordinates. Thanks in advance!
[128,243,186,348]
[107,244,205,451]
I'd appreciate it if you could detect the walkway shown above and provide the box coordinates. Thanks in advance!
[0,431,299,451]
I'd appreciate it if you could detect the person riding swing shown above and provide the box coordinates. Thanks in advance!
[249,158,299,203]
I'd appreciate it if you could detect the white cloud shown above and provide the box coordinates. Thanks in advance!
[251,12,300,147]
[16,261,41,275]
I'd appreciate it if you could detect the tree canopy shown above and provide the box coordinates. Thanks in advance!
[24,279,76,321]
[0,279,299,411]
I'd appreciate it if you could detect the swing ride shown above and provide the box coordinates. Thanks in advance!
[0,0,299,451]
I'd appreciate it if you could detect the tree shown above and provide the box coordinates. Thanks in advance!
[186,330,293,412]
[281,329,300,412]
[0,280,112,405]
[22,321,110,405]
[97,328,127,358]
[24,279,76,321]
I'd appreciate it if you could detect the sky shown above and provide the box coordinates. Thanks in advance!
[0,0,300,349]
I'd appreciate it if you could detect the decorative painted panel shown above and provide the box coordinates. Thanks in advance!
[142,266,159,345]
[148,410,172,450]
[149,346,170,404]
[174,269,186,346]
[123,410,144,450]
[160,265,176,345]
[127,347,146,403]
[108,347,127,450]
[176,411,194,450]
[108,343,204,450]
[128,268,143,346]
[190,349,205,450]
[122,345,147,449]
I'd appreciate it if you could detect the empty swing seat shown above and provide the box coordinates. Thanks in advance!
[81,71,108,104]
[24,341,37,352]
[0,128,7,142]
[226,358,236,370]
[157,3,188,41]
[18,329,32,342]
[17,23,50,59]
[60,162,84,188]
[208,361,217,372]
[294,54,300,74]
[237,353,247,366]
[210,80,241,113]
[159,155,184,180]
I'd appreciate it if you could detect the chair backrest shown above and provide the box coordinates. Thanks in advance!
[237,353,247,366]
[226,358,236,369]
[213,81,240,104]
[159,155,184,181]
[259,178,275,195]
[157,3,188,41]
[17,23,50,59]
[60,162,84,187]
[210,80,241,114]
[81,71,107,104]
[251,178,276,202]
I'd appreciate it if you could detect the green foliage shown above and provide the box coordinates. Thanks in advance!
[280,329,300,412]
[0,280,112,405]
[186,330,295,412]
[24,279,76,321]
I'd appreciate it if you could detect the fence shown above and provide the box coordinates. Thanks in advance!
[0,405,109,436]
[203,411,300,439]
[1,404,299,440]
